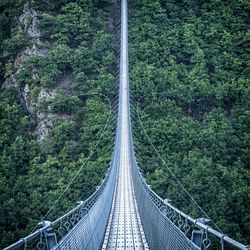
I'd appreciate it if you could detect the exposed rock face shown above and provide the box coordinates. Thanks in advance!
[51,74,74,95]
[38,88,54,102]
[14,44,50,71]
[2,74,18,89]
[19,2,40,40]
[23,83,32,113]
[2,2,73,145]
[35,119,53,145]
[2,2,49,91]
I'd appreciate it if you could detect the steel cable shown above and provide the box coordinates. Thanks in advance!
[135,97,223,234]
[30,93,114,234]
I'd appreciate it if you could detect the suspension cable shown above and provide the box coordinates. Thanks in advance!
[31,92,115,233]
[135,96,223,234]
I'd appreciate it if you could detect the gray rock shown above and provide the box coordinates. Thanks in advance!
[2,74,18,89]
[19,2,40,40]
[38,88,53,102]
[36,119,53,146]
[2,2,74,145]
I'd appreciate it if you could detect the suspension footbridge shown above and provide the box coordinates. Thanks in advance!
[4,0,249,249]
[102,1,147,248]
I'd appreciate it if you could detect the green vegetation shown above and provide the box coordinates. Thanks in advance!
[129,0,249,245]
[0,0,249,248]
[0,0,117,248]
[0,0,28,81]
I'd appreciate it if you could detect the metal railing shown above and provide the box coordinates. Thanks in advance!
[127,100,199,248]
[127,96,249,249]
[4,92,120,250]
[4,145,119,250]
[4,0,249,249]
[130,145,249,249]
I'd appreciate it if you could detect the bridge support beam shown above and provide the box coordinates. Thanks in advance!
[41,221,57,249]
[191,218,210,249]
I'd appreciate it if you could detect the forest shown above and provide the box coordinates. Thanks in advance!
[128,0,249,245]
[0,0,117,248]
[0,0,249,248]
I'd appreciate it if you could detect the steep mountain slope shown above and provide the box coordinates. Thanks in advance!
[0,0,118,247]
[129,0,249,245]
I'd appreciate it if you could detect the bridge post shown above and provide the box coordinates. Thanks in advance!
[162,199,172,216]
[41,221,57,249]
[76,200,88,217]
[191,218,210,249]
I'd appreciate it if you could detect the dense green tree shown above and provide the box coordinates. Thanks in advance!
[129,0,249,244]
[51,94,81,114]
[0,0,118,248]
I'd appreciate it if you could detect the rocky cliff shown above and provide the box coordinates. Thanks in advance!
[2,2,73,144]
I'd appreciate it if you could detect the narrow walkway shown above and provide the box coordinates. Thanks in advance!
[102,0,148,249]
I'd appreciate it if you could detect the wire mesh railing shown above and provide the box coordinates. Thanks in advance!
[4,0,250,249]
[4,140,119,250]
[130,145,249,250]
[127,94,249,250]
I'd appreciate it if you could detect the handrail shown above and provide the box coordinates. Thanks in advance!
[137,160,248,249]
[4,161,114,250]
[4,93,116,250]
[131,96,249,249]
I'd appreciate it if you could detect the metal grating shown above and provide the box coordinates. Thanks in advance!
[102,0,148,248]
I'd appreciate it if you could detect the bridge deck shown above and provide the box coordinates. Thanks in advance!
[102,0,148,249]
[102,120,146,249]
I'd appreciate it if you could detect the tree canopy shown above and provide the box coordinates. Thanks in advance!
[129,0,249,245]
[0,0,117,248]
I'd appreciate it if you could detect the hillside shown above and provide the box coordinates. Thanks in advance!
[0,0,118,247]
[129,0,249,245]
[0,0,249,248]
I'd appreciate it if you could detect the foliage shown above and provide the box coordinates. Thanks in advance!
[17,69,33,87]
[0,0,117,248]
[50,93,81,114]
[0,0,27,83]
[129,0,250,245]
